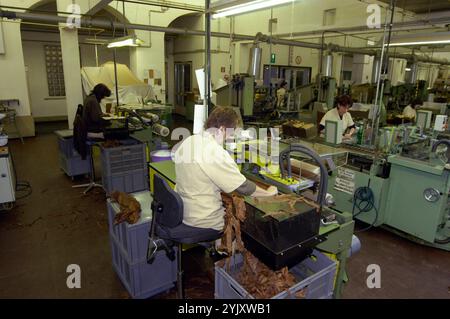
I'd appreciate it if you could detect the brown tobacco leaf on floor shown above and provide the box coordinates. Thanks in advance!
[111,191,141,225]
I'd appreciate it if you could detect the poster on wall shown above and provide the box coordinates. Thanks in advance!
[0,21,5,54]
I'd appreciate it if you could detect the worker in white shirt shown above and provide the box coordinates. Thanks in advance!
[277,81,288,108]
[173,106,277,232]
[403,99,422,120]
[319,95,356,139]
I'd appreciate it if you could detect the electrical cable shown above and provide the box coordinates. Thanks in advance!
[352,183,378,232]
[8,147,32,203]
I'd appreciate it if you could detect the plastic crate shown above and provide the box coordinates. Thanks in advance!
[101,139,147,176]
[55,130,81,158]
[59,154,91,177]
[215,250,336,299]
[57,136,81,158]
[102,169,149,195]
[107,191,153,264]
[110,235,177,299]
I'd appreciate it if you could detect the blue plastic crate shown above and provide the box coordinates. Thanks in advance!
[59,154,91,177]
[110,234,177,299]
[102,169,149,195]
[107,191,153,264]
[101,139,147,176]
[215,250,337,299]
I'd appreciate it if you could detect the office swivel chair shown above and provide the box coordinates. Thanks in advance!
[147,174,222,298]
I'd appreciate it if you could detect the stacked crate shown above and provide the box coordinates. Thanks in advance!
[55,130,91,178]
[101,139,149,194]
[107,191,177,299]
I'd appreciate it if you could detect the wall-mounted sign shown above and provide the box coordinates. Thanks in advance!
[270,53,276,64]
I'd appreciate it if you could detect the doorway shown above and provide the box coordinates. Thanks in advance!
[174,62,192,107]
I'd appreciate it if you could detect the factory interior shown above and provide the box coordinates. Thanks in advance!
[1,0,450,301]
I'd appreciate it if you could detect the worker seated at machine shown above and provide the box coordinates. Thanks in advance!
[319,94,356,140]
[402,98,422,120]
[82,83,112,139]
[173,106,277,234]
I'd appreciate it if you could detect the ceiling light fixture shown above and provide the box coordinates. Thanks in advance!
[107,35,144,48]
[212,0,293,19]
[384,31,450,47]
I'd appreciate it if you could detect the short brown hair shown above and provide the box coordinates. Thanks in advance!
[205,106,239,129]
[335,95,353,108]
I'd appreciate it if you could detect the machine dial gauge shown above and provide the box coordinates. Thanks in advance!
[423,188,440,202]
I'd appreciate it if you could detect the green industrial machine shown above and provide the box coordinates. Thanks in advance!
[286,124,450,251]
[384,153,450,248]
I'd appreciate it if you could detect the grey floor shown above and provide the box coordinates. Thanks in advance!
[0,126,449,299]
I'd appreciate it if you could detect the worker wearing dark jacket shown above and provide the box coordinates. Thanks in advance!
[83,83,111,133]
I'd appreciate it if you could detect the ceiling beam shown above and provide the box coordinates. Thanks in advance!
[85,0,113,16]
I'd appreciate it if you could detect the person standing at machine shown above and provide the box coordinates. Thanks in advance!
[173,106,277,232]
[82,83,112,135]
[319,94,356,139]
[403,98,422,120]
[277,81,288,108]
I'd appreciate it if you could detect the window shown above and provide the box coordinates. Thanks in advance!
[44,45,65,97]
[343,71,352,81]
[323,9,336,26]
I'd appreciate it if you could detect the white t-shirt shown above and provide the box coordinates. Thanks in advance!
[403,105,416,119]
[320,108,355,132]
[173,131,246,231]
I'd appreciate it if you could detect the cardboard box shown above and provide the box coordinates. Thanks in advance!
[148,69,155,79]
[282,122,317,138]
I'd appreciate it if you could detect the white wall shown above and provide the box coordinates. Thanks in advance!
[21,30,131,119]
[0,22,32,117]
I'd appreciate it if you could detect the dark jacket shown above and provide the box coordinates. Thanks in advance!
[73,104,88,160]
[82,94,109,133]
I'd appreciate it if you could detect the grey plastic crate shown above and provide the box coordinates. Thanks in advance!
[59,154,91,177]
[107,192,153,264]
[55,130,81,158]
[215,250,336,299]
[102,169,149,195]
[101,139,147,176]
[57,136,81,158]
[110,234,177,299]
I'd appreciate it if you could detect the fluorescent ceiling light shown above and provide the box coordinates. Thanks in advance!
[212,0,293,19]
[405,68,411,71]
[385,40,450,47]
[107,35,144,48]
[384,32,450,47]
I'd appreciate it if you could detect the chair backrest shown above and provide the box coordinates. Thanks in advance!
[152,174,183,228]
[76,104,83,118]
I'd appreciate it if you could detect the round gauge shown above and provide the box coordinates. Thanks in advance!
[423,188,440,202]
[295,56,302,64]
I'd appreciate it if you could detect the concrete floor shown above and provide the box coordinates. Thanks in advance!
[0,130,449,299]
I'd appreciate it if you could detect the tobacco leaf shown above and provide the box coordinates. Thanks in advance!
[220,193,308,299]
[111,191,141,225]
